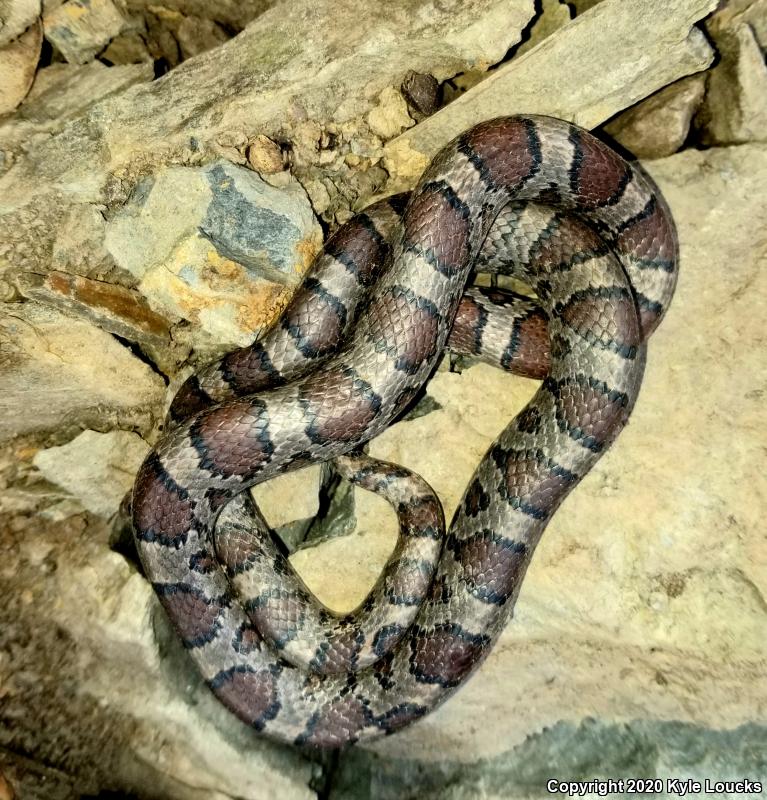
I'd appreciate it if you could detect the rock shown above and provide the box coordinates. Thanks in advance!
[514,0,572,58]
[604,74,706,158]
[384,0,717,186]
[367,87,415,140]
[0,302,164,442]
[0,61,152,167]
[401,71,441,117]
[14,271,177,372]
[13,60,152,125]
[0,0,534,252]
[695,22,767,145]
[33,430,149,517]
[100,31,152,64]
[142,5,181,66]
[320,142,766,762]
[0,513,316,800]
[0,0,40,46]
[0,21,42,115]
[43,0,127,63]
[175,14,229,60]
[707,0,767,50]
[104,160,323,348]
[122,0,270,32]
[247,134,285,175]
[330,720,767,799]
[0,769,13,800]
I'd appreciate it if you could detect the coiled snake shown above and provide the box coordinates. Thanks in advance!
[131,115,678,747]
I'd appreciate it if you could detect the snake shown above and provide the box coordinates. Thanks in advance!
[131,115,678,747]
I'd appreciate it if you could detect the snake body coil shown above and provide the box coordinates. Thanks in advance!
[132,116,678,747]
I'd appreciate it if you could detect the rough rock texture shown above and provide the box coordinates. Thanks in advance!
[43,0,128,64]
[695,20,767,145]
[329,721,767,799]
[105,160,322,347]
[603,75,706,158]
[123,0,272,32]
[0,302,165,442]
[0,21,41,115]
[0,513,317,800]
[33,430,149,517]
[0,0,534,258]
[0,0,40,46]
[383,0,717,185]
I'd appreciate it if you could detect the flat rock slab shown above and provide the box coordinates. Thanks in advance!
[0,302,165,442]
[33,430,149,517]
[384,0,717,185]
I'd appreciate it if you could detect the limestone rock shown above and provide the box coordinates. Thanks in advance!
[707,0,767,50]
[695,22,767,145]
[330,720,767,799]
[604,75,706,158]
[175,14,229,60]
[14,268,182,373]
[247,134,285,175]
[0,302,164,442]
[122,0,271,32]
[0,21,41,115]
[0,513,316,799]
[514,0,572,58]
[100,31,152,64]
[13,60,152,125]
[0,0,40,46]
[367,87,415,140]
[33,430,149,517]
[0,61,152,170]
[43,0,127,64]
[0,0,533,256]
[384,0,717,185]
[105,160,322,348]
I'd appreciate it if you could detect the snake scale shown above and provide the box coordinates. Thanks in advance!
[131,115,678,747]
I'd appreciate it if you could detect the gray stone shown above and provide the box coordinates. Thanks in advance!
[604,74,706,158]
[0,0,533,262]
[104,160,323,347]
[100,31,152,64]
[329,721,767,799]
[0,302,164,442]
[514,0,572,58]
[384,0,717,186]
[0,61,152,171]
[708,0,767,50]
[33,430,149,517]
[43,0,127,64]
[0,512,317,800]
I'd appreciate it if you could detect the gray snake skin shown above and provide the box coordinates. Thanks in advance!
[131,115,678,747]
